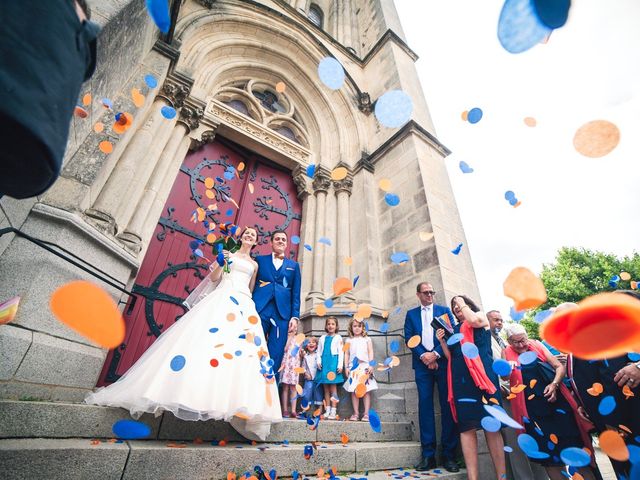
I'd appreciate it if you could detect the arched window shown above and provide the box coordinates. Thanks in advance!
[224,99,249,116]
[308,4,323,29]
[252,89,286,114]
[273,126,300,144]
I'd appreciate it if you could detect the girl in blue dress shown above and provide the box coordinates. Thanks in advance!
[316,316,344,420]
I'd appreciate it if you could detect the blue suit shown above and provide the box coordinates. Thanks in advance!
[252,254,301,380]
[404,304,458,460]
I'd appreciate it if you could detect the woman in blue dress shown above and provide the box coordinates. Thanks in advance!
[436,295,506,480]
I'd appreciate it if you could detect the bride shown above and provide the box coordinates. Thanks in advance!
[85,226,282,440]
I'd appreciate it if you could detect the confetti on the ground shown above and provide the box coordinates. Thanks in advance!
[112,419,151,439]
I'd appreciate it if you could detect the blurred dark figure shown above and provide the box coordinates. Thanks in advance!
[0,0,99,199]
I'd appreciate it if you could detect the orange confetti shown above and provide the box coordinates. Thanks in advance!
[355,383,367,398]
[315,304,327,316]
[166,442,186,448]
[206,233,217,244]
[342,342,350,352]
[248,315,259,325]
[382,310,389,319]
[82,93,92,106]
[219,440,227,446]
[93,122,104,133]
[503,267,547,311]
[344,257,353,266]
[235,412,250,420]
[327,372,336,381]
[527,394,535,400]
[529,379,537,389]
[294,367,306,374]
[587,382,604,396]
[131,88,145,108]
[205,189,215,199]
[237,162,245,172]
[390,356,400,367]
[620,272,631,281]
[112,113,133,134]
[223,353,233,359]
[196,208,206,222]
[265,384,272,406]
[573,120,620,158]
[99,141,113,154]
[330,167,348,181]
[622,385,635,398]
[540,292,640,360]
[227,472,237,480]
[461,110,469,121]
[74,105,88,118]
[355,304,372,320]
[275,82,286,93]
[90,439,100,445]
[50,281,124,348]
[317,469,324,479]
[523,117,537,127]
[407,335,421,348]
[294,333,306,345]
[378,178,392,191]
[333,277,352,296]
[506,393,516,400]
[511,384,527,394]
[205,177,215,189]
[550,434,558,444]
[341,433,349,444]
[313,407,322,417]
[226,313,236,321]
[193,437,204,444]
[599,430,629,461]
[295,384,303,395]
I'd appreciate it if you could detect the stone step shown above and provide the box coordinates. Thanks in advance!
[0,400,413,443]
[0,438,471,480]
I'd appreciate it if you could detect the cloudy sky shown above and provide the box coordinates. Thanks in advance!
[395,0,640,316]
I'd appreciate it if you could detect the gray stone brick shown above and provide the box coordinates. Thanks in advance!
[0,325,32,381]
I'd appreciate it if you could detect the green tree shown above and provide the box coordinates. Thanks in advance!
[519,318,541,340]
[536,247,640,311]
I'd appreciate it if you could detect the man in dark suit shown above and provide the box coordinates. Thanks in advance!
[404,282,459,472]
[252,230,301,382]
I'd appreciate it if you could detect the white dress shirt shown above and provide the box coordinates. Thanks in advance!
[272,253,283,271]
[421,305,434,351]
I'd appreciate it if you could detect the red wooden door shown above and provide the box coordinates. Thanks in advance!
[98,138,302,385]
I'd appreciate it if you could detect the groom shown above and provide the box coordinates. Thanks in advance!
[252,230,301,381]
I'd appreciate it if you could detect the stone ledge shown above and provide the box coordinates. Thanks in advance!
[0,325,32,381]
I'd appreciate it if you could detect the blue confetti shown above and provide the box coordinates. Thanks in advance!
[353,275,360,287]
[458,398,478,403]
[209,328,218,333]
[368,409,382,432]
[389,340,400,353]
[318,57,345,90]
[461,342,479,359]
[532,0,571,29]
[484,404,524,429]
[380,322,389,333]
[235,350,242,356]
[384,193,400,206]
[112,419,152,439]
[390,252,410,264]
[291,235,301,245]
[629,353,640,362]
[451,243,463,255]
[481,416,502,432]
[504,446,513,453]
[170,355,186,372]
[324,298,334,308]
[254,336,262,346]
[230,296,239,305]
[447,333,464,346]
[375,90,413,128]
[534,309,553,323]
[145,0,171,33]
[459,161,474,173]
[598,395,616,416]
[304,243,312,251]
[560,447,591,467]
[498,0,552,54]
[318,237,332,246]
[492,359,513,376]
[467,108,483,124]
[510,305,525,321]
[102,98,113,109]
[161,105,177,119]
[306,164,316,178]
[144,74,158,89]
[519,351,539,365]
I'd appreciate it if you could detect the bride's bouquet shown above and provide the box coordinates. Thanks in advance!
[212,223,241,273]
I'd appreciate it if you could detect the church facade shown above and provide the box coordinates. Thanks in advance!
[0,0,479,429]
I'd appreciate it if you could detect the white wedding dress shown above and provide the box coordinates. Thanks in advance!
[85,257,282,440]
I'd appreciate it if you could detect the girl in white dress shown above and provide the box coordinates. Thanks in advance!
[343,318,378,421]
[85,227,282,440]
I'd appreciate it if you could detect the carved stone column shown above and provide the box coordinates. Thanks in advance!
[334,174,354,302]
[293,166,315,306]
[87,79,190,235]
[119,104,204,253]
[308,169,331,301]
[322,182,337,296]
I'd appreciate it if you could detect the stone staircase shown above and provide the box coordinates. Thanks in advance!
[0,398,467,479]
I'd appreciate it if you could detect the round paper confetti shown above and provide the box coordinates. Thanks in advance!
[112,419,151,439]
[459,161,474,173]
[131,88,145,108]
[170,355,186,371]
[519,351,539,365]
[573,120,620,158]
[384,193,400,206]
[481,416,502,432]
[113,112,133,134]
[161,105,177,119]
[102,98,113,109]
[368,409,382,432]
[390,252,409,264]
[492,359,513,376]
[50,281,124,348]
[315,304,327,316]
[82,93,92,106]
[524,117,537,127]
[330,167,348,181]
[74,106,88,118]
[447,333,464,346]
[326,371,336,381]
[467,108,483,124]
[498,0,552,54]
[389,340,400,353]
[146,0,171,33]
[484,405,524,429]
[333,277,352,296]
[355,383,367,398]
[210,358,219,367]
[504,446,513,453]
[461,342,479,359]
[461,110,469,121]
[248,315,259,325]
[532,0,571,29]
[318,57,345,90]
[503,267,547,311]
[306,164,316,178]
[291,235,301,245]
[226,313,236,321]
[560,447,591,467]
[407,335,421,349]
[144,74,158,88]
[599,430,629,461]
[620,272,631,281]
[419,231,434,242]
[275,82,286,93]
[598,395,616,416]
[378,179,392,191]
[374,90,413,128]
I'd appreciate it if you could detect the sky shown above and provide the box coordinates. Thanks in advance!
[395,0,640,317]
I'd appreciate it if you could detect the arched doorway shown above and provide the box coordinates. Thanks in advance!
[98,137,302,385]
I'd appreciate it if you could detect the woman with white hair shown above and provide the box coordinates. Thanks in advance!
[503,324,597,480]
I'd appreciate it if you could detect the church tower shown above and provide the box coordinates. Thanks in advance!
[0,0,482,477]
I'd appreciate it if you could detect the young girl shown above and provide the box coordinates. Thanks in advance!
[316,316,344,420]
[301,337,323,416]
[280,317,302,418]
[343,318,378,421]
